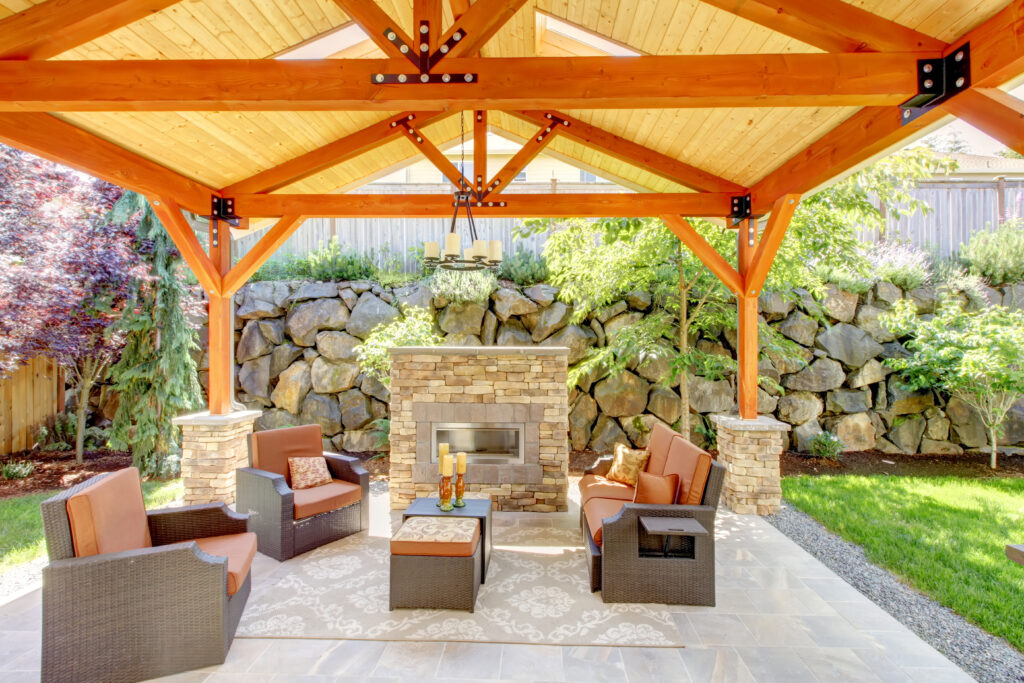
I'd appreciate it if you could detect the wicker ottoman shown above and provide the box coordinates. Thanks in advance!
[389,516,482,612]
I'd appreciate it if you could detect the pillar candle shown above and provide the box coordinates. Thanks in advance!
[424,241,439,259]
[488,240,502,262]
[472,240,487,259]
[456,451,467,474]
[438,442,449,473]
[444,233,460,257]
[441,453,453,477]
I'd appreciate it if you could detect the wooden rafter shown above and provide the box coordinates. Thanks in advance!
[437,0,530,59]
[0,53,922,111]
[660,215,743,295]
[414,0,444,52]
[484,119,561,195]
[150,197,221,294]
[223,215,305,294]
[222,111,449,195]
[0,0,182,60]
[513,110,746,194]
[945,89,1024,157]
[332,0,417,63]
[235,192,734,219]
[473,110,487,195]
[396,120,472,189]
[0,113,214,214]
[744,195,801,294]
[449,0,471,20]
[695,0,944,53]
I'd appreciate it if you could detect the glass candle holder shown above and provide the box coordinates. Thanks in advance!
[439,475,454,511]
[453,472,466,507]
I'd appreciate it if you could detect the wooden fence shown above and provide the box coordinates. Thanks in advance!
[0,357,63,456]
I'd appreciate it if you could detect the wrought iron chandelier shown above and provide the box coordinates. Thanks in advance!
[423,114,502,272]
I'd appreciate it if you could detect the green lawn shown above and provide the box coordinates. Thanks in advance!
[783,475,1024,652]
[0,479,183,575]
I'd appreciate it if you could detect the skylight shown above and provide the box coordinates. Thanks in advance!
[537,12,641,57]
[275,23,370,60]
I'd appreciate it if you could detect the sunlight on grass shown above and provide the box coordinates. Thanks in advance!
[783,475,1024,651]
[0,479,184,575]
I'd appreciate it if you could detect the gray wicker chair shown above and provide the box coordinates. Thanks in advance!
[40,469,254,683]
[582,452,726,605]
[236,424,369,561]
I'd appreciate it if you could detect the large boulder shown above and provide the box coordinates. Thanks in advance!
[887,378,934,414]
[258,319,285,345]
[647,385,681,425]
[603,311,644,342]
[443,333,482,346]
[593,371,649,417]
[337,388,372,429]
[826,412,875,451]
[286,298,350,346]
[342,429,384,453]
[920,439,963,455]
[765,346,812,375]
[496,320,533,346]
[270,360,311,414]
[826,389,871,414]
[287,282,338,303]
[361,373,390,403]
[1003,283,1024,312]
[792,419,823,452]
[310,356,360,393]
[759,291,794,321]
[439,302,487,336]
[345,293,400,339]
[530,301,573,342]
[236,320,273,362]
[924,407,950,441]
[854,305,895,343]
[874,281,902,308]
[394,282,433,313]
[588,415,630,453]
[783,358,846,392]
[338,287,358,310]
[524,284,558,307]
[540,324,595,364]
[256,408,302,432]
[491,288,539,320]
[596,301,628,323]
[621,414,666,448]
[946,396,987,448]
[888,414,926,453]
[758,388,779,414]
[777,311,819,347]
[316,330,360,362]
[689,375,733,413]
[636,351,677,386]
[237,281,291,319]
[569,394,599,451]
[821,285,858,323]
[777,391,822,425]
[625,290,652,311]
[299,392,342,436]
[238,354,271,399]
[815,323,883,368]
[847,358,887,389]
[907,286,938,314]
[481,311,498,345]
[269,343,303,379]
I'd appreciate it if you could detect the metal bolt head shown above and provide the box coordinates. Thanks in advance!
[955,51,964,62]
[464,74,473,82]
[440,45,449,54]
[956,76,965,88]
[903,109,911,118]
[924,79,933,89]
[400,44,409,53]
[375,74,384,83]
[923,63,933,73]
[453,32,462,41]
[387,31,397,40]
[488,202,494,206]
[398,74,407,82]
[420,43,428,51]
[420,25,429,34]
[537,136,543,142]
[420,74,429,83]
[441,73,451,82]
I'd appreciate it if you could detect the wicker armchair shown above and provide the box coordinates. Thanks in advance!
[236,424,369,561]
[40,468,255,683]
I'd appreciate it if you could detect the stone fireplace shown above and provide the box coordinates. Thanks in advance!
[388,346,569,512]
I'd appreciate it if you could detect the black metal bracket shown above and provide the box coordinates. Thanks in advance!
[899,43,971,125]
[373,72,477,84]
[201,196,240,229]
[729,194,751,222]
[381,26,421,69]
[372,23,477,84]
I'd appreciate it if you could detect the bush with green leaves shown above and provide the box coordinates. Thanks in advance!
[864,241,932,290]
[1,460,34,480]
[959,219,1024,286]
[428,268,497,305]
[356,307,443,386]
[808,431,844,460]
[367,418,390,451]
[250,238,412,284]
[883,297,1024,468]
[497,248,549,286]
[34,413,107,452]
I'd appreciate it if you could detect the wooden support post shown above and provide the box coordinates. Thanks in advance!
[737,218,758,419]
[474,110,487,196]
[207,217,234,416]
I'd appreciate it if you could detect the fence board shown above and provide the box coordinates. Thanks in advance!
[0,357,61,456]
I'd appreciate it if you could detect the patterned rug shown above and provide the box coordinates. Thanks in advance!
[237,523,692,647]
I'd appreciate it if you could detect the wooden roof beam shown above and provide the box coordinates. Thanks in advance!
[484,119,561,195]
[233,192,735,219]
[415,0,444,52]
[437,0,530,59]
[396,120,473,190]
[0,112,214,214]
[0,0,182,60]
[0,53,923,111]
[222,215,305,295]
[150,197,221,294]
[332,0,418,64]
[661,215,743,295]
[222,111,450,195]
[513,110,747,194]
[945,88,1024,157]
[695,0,944,53]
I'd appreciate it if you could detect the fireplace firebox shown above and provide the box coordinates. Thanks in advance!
[431,423,525,465]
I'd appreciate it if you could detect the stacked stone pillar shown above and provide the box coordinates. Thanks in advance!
[173,410,262,505]
[711,414,790,515]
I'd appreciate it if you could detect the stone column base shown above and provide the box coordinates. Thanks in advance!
[710,414,790,516]
[173,410,261,505]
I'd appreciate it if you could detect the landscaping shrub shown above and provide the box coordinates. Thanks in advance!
[1,460,34,480]
[428,268,497,305]
[812,263,873,294]
[864,241,932,290]
[959,219,1024,285]
[497,248,549,286]
[356,307,442,385]
[808,431,843,460]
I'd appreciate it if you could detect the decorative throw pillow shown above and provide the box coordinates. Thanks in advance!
[605,444,651,487]
[634,471,679,505]
[288,457,332,489]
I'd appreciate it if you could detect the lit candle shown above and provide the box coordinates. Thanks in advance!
[424,241,439,259]
[472,240,487,260]
[456,451,467,474]
[441,453,453,477]
[438,442,449,474]
[464,246,476,260]
[488,240,502,262]
[444,233,460,257]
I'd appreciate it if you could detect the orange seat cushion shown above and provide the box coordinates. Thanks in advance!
[193,532,257,596]
[644,423,681,475]
[578,473,635,507]
[583,497,626,547]
[634,471,679,505]
[293,479,362,520]
[66,468,152,558]
[390,516,480,557]
[250,424,323,486]
[661,437,713,504]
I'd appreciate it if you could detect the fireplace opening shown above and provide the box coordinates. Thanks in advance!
[431,423,525,465]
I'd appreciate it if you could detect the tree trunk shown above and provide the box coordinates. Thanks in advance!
[75,375,92,464]
[678,249,690,436]
[989,426,999,470]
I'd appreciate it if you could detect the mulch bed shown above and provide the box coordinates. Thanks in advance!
[0,449,132,499]
[781,449,1024,478]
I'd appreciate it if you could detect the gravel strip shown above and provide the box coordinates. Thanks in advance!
[767,503,1024,683]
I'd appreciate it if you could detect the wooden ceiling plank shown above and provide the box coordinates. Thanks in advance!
[0,53,922,111]
[332,0,417,62]
[0,0,182,60]
[661,214,743,295]
[694,0,945,52]
[222,111,449,194]
[438,0,543,58]
[944,88,1024,156]
[514,110,746,193]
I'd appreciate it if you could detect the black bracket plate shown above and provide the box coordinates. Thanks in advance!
[372,72,477,84]
[899,42,970,125]
[372,24,476,84]
[201,196,241,228]
[729,194,751,221]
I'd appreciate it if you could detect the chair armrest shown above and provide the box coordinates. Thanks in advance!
[236,467,293,514]
[601,502,717,552]
[324,453,369,491]
[147,503,249,545]
[584,456,614,476]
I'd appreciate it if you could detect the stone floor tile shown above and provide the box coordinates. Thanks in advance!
[715,547,764,567]
[0,673,41,683]
[743,566,808,590]
[795,647,886,682]
[801,576,869,604]
[669,613,700,642]
[739,614,816,647]
[903,666,975,682]
[372,641,445,679]
[620,646,688,683]
[713,567,761,590]
[830,600,906,633]
[144,671,211,682]
[561,646,627,683]
[311,639,387,676]
[863,632,957,669]
[736,646,817,682]
[200,639,271,673]
[437,642,503,679]
[205,674,275,683]
[500,644,564,681]
[798,615,880,649]
[677,646,755,683]
[850,649,914,683]
[247,639,337,674]
[686,614,755,647]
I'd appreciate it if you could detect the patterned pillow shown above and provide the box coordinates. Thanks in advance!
[605,444,651,487]
[288,457,332,489]
[634,471,679,504]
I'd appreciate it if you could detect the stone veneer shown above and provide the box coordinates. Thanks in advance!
[389,346,569,512]
[173,410,261,505]
[711,414,790,515]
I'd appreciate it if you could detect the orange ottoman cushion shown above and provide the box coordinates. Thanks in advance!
[390,517,480,557]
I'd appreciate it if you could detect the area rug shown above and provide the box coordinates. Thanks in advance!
[236,523,691,647]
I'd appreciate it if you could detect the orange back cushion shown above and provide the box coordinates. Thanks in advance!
[66,467,152,558]
[686,453,713,505]
[661,437,712,504]
[634,471,679,505]
[644,422,679,475]
[250,424,323,485]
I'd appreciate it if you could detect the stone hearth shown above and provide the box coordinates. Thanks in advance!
[388,347,569,512]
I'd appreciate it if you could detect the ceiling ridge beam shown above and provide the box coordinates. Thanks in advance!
[222,111,449,195]
[513,110,747,194]
[437,0,530,59]
[0,0,182,60]
[332,0,419,65]
[694,0,944,53]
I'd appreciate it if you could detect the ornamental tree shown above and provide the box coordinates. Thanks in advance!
[883,298,1024,469]
[0,144,143,462]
